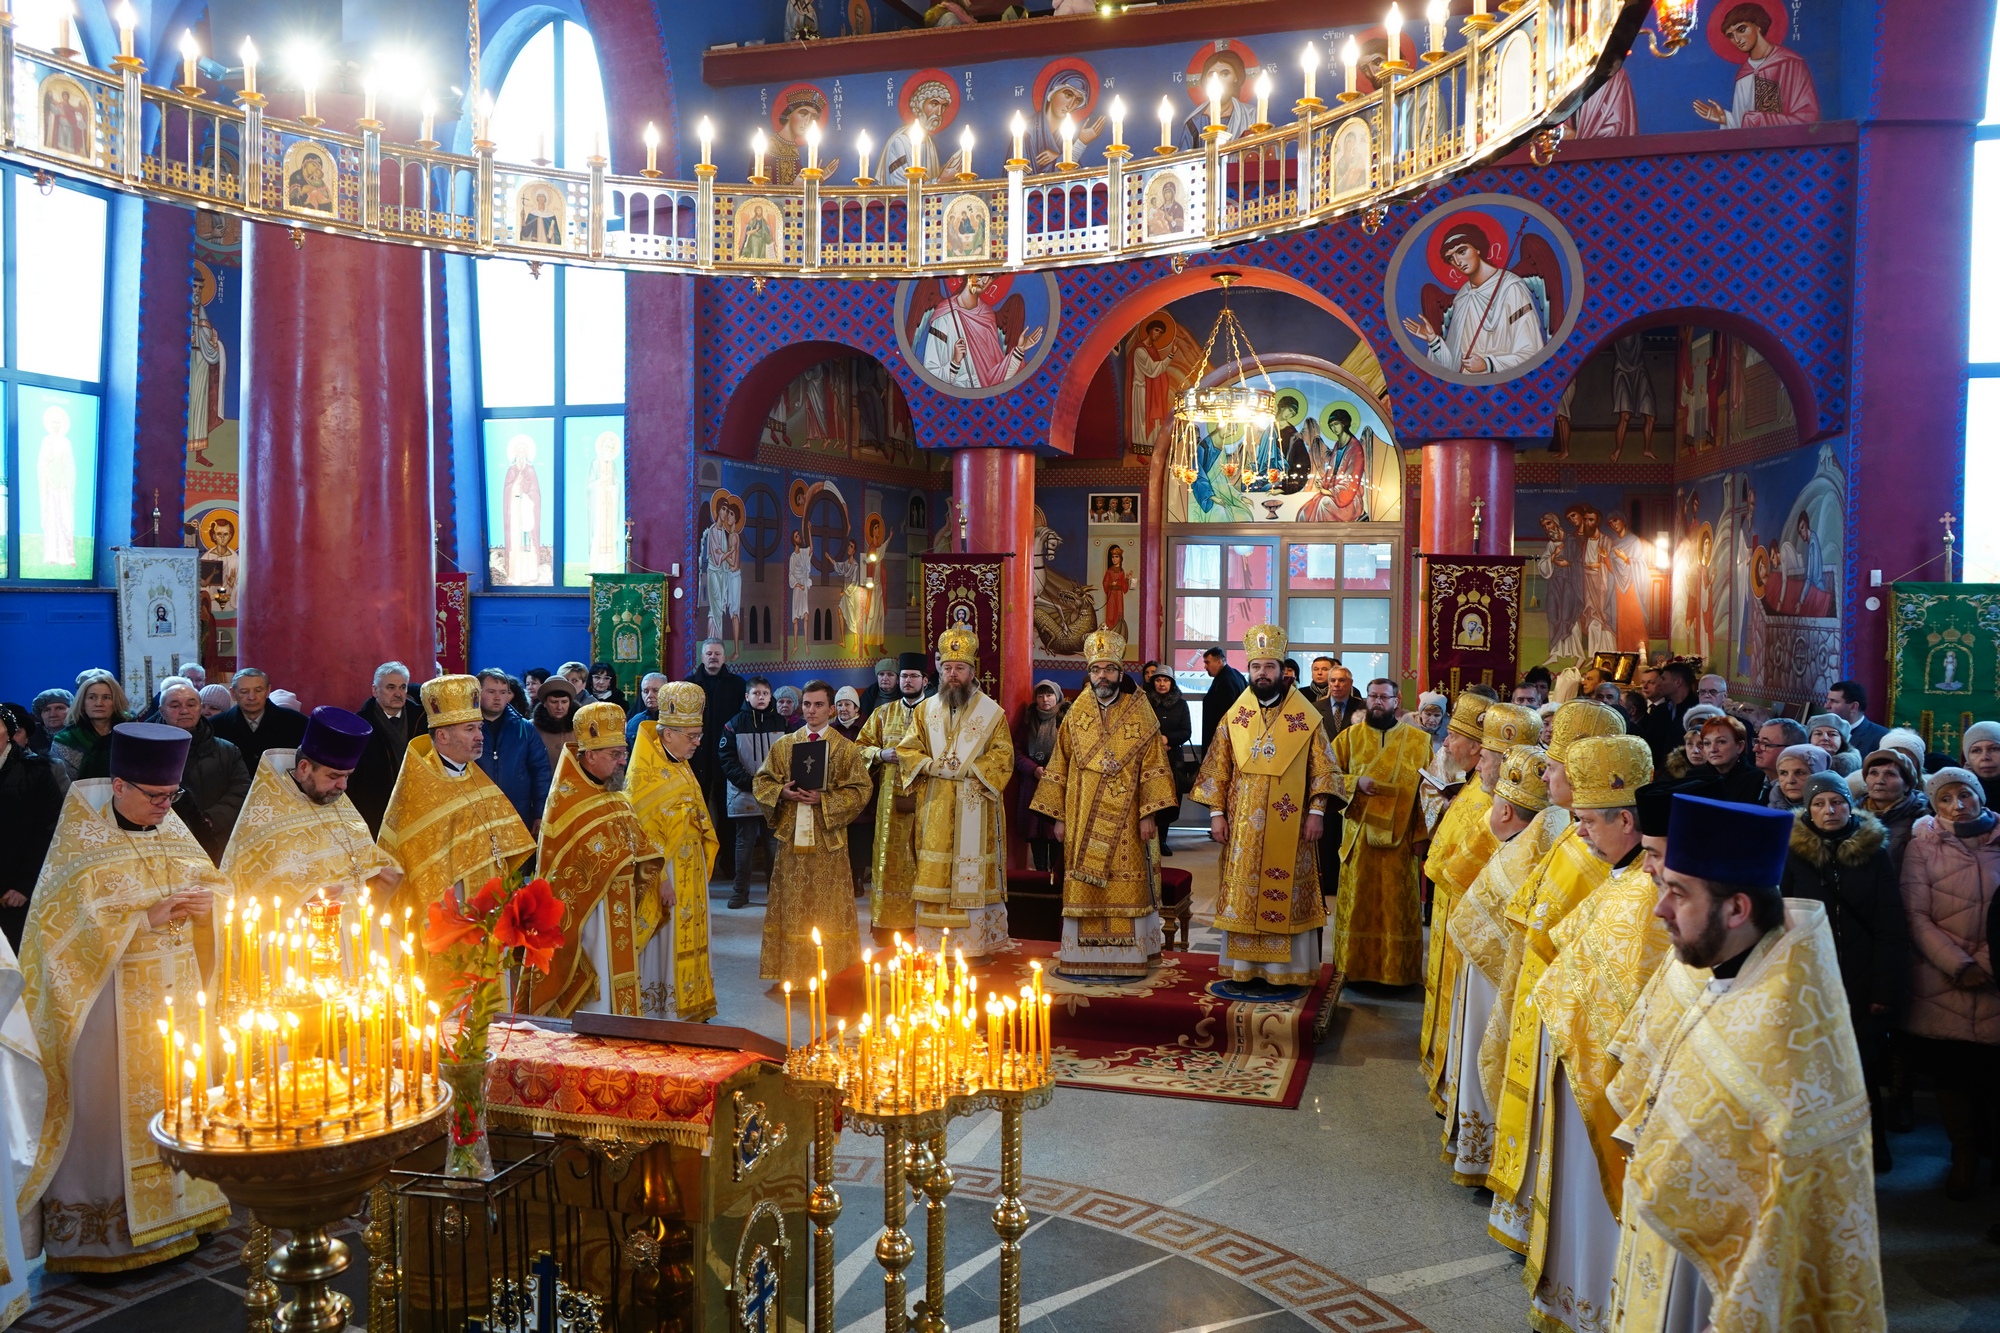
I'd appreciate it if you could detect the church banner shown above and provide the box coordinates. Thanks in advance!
[1888,582,2000,757]
[590,574,667,694]
[435,574,470,678]
[116,547,201,706]
[1421,555,1528,698]
[919,555,1005,698]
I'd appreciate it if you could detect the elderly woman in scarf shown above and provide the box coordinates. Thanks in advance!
[1961,720,2000,810]
[1767,741,1830,810]
[1807,710,1863,776]
[1015,681,1067,874]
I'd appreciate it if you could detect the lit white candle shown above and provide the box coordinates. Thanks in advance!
[752,128,767,179]
[114,2,135,58]
[1158,95,1174,150]
[645,122,661,173]
[54,0,71,55]
[477,91,493,141]
[362,74,377,123]
[697,118,713,167]
[420,94,436,142]
[1253,70,1271,125]
[1109,95,1125,148]
[1010,111,1025,163]
[908,118,925,173]
[806,121,821,171]
[958,125,974,175]
[241,37,258,95]
[1385,3,1405,61]
[1058,113,1075,164]
[1299,42,1319,102]
[1427,0,1449,52]
[1205,73,1222,128]
[179,29,198,88]
[856,130,872,180]
[1342,37,1361,94]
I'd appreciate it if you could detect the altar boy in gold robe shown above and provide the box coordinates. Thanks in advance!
[533,702,667,1017]
[20,723,231,1273]
[894,628,1014,959]
[1329,677,1437,986]
[377,675,535,940]
[1191,624,1338,985]
[1607,794,1883,1333]
[757,682,873,983]
[1421,691,1499,1107]
[1030,629,1179,978]
[626,682,720,1022]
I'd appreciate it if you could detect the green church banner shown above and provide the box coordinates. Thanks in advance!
[590,574,667,694]
[1888,582,2000,757]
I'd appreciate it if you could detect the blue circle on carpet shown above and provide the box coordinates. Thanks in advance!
[1054,971,1147,986]
[1207,980,1309,1003]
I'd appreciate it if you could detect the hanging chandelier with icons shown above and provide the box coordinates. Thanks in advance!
[1166,273,1281,504]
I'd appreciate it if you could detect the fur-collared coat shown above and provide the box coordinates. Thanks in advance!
[1779,810,1909,1018]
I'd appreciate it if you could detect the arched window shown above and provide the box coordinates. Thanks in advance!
[0,171,111,581]
[476,18,626,588]
[1966,9,2000,578]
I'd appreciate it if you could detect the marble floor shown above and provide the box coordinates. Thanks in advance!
[20,831,2000,1331]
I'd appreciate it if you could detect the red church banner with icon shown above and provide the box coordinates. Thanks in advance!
[435,575,470,677]
[919,555,1005,699]
[1422,556,1527,698]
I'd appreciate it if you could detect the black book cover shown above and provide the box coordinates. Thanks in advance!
[790,738,828,791]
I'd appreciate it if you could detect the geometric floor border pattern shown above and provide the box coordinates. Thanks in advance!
[832,1155,1431,1333]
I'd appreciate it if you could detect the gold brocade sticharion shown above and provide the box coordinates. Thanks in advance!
[1028,688,1178,974]
[856,696,925,932]
[1329,719,1435,987]
[895,690,1014,956]
[1421,780,1496,1110]
[625,725,720,1022]
[755,728,874,983]
[19,782,231,1273]
[532,746,667,1017]
[1190,683,1338,984]
[375,735,534,949]
[220,748,400,913]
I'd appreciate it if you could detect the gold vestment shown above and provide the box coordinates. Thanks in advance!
[531,747,666,1017]
[1421,782,1497,1108]
[895,692,1013,952]
[1330,721,1437,985]
[626,727,719,1022]
[220,749,399,915]
[756,729,873,982]
[856,698,925,930]
[376,737,535,941]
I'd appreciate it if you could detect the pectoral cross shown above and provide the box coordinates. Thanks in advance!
[1942,511,1959,582]
[1469,496,1485,551]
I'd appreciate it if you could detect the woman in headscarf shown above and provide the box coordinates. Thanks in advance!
[1961,720,2000,810]
[834,685,872,895]
[1015,681,1067,874]
[531,676,578,768]
[1807,710,1862,776]
[1664,702,1725,779]
[772,685,803,729]
[1766,741,1829,810]
[1411,691,1448,754]
[832,686,865,741]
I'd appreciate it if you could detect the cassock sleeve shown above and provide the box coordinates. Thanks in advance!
[1136,732,1180,821]
[1307,723,1341,806]
[753,734,791,824]
[856,705,888,762]
[965,721,1014,802]
[894,706,933,789]
[1027,723,1071,821]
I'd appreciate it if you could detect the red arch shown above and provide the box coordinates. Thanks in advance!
[1047,265,1388,457]
[712,340,896,460]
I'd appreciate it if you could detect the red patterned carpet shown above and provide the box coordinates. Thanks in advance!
[828,939,1341,1109]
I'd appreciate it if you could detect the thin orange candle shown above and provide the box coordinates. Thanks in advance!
[158,1018,172,1119]
[782,981,793,1048]
[807,977,819,1046]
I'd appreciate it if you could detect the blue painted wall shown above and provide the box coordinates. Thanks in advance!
[469,593,594,678]
[0,589,118,707]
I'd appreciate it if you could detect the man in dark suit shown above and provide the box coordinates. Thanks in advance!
[209,666,310,773]
[1198,647,1248,754]
[1318,661,1365,733]
[348,660,429,836]
[1632,660,1695,770]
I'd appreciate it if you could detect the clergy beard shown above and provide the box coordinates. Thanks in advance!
[902,689,926,706]
[1252,679,1286,706]
[940,681,974,711]
[1668,897,1731,968]
[1091,681,1119,704]
[1365,707,1396,730]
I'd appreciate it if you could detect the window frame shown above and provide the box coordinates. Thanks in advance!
[472,16,625,592]
[0,164,115,586]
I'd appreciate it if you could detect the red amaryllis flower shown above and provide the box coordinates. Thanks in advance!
[467,876,507,920]
[424,894,485,954]
[493,878,565,973]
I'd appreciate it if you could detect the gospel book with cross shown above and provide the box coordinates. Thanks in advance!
[789,738,827,791]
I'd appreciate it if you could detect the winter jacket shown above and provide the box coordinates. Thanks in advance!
[1900,813,2000,1045]
[477,707,554,829]
[210,704,310,774]
[1862,790,1930,873]
[0,742,64,901]
[718,703,789,819]
[1199,666,1248,751]
[347,698,429,838]
[49,720,116,782]
[1146,684,1196,794]
[684,665,748,812]
[1779,811,1909,1017]
[172,721,250,865]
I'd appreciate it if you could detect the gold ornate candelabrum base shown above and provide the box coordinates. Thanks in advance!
[152,1085,449,1333]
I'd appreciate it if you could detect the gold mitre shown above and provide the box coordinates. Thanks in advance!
[937,623,980,666]
[1494,744,1553,812]
[1546,698,1627,764]
[1481,702,1542,753]
[421,674,481,728]
[660,681,706,729]
[1447,691,1489,742]
[1566,734,1654,809]
[1244,623,1287,663]
[1082,627,1126,667]
[575,701,629,752]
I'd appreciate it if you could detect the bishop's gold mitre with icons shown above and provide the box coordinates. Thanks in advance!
[1495,744,1553,812]
[1546,698,1626,764]
[1481,702,1542,752]
[575,702,629,752]
[937,623,979,666]
[659,681,706,728]
[1447,691,1489,742]
[1564,734,1654,809]
[420,674,481,727]
[1244,623,1288,663]
[1082,628,1126,666]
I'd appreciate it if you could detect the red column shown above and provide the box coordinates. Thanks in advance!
[951,447,1036,725]
[237,223,434,708]
[1421,438,1515,555]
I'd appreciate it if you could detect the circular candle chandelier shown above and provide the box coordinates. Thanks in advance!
[1167,273,1281,502]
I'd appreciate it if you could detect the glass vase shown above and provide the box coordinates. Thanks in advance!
[441,1054,495,1179]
